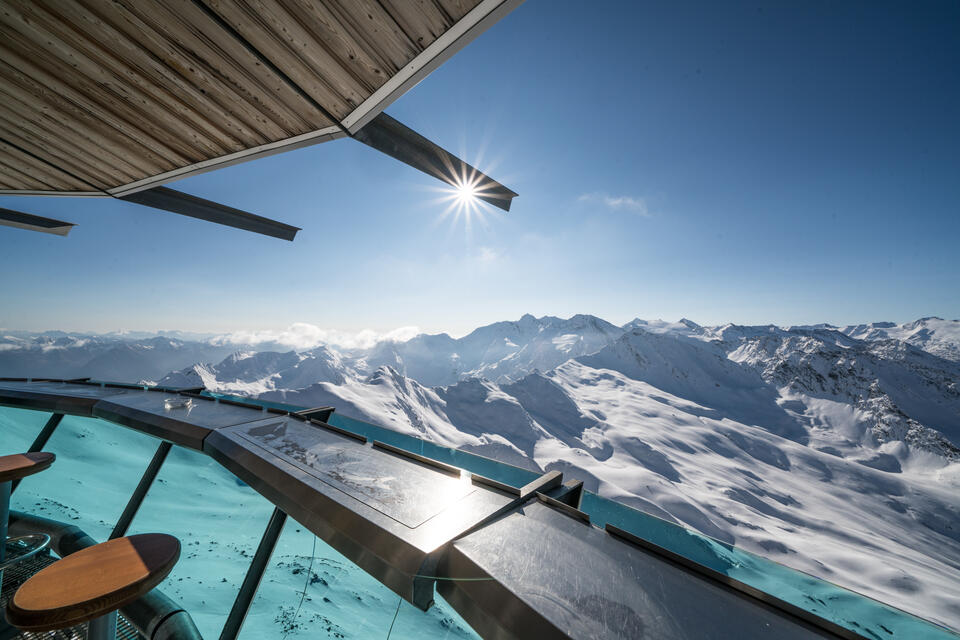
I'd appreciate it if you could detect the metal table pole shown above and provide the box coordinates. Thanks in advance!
[1,480,10,581]
[87,610,117,640]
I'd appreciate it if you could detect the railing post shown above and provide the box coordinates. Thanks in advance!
[11,413,64,494]
[219,507,287,640]
[110,441,172,540]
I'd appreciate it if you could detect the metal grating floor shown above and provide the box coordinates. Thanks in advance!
[1,552,141,640]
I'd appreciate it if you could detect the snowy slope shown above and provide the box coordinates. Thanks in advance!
[158,346,348,395]
[840,317,960,363]
[345,313,624,385]
[257,319,960,630]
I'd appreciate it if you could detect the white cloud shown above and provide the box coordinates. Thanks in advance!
[579,192,652,216]
[477,246,500,263]
[210,322,421,351]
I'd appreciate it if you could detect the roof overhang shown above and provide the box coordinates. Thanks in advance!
[0,0,522,238]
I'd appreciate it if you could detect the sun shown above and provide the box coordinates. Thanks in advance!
[421,159,509,236]
[455,181,478,205]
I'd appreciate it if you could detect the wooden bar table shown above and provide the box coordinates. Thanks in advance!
[6,533,180,640]
[0,453,55,578]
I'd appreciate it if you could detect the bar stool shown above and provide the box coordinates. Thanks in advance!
[5,533,180,640]
[0,453,56,577]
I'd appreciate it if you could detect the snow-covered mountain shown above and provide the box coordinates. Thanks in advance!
[839,317,960,363]
[159,346,348,395]
[344,313,624,386]
[0,333,238,381]
[5,315,960,629]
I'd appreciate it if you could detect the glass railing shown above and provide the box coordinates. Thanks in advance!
[0,406,484,639]
[238,518,479,639]
[199,392,960,640]
[2,394,958,639]
[122,444,277,638]
[4,407,158,541]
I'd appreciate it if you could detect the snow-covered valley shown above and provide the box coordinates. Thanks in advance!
[3,315,959,631]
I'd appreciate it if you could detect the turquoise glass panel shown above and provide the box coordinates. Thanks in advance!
[4,411,157,541]
[0,406,50,453]
[238,519,479,639]
[125,445,275,639]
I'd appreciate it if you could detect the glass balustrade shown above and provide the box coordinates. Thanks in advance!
[121,444,276,638]
[1,398,957,640]
[2,408,157,541]
[200,396,959,640]
[238,519,480,639]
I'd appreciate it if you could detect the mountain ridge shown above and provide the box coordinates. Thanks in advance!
[3,315,959,627]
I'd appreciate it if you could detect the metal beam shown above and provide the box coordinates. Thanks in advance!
[0,207,74,236]
[118,187,300,241]
[110,441,172,540]
[220,507,287,640]
[353,113,518,212]
[11,413,65,494]
[27,413,64,453]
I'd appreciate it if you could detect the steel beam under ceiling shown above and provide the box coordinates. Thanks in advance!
[354,114,518,212]
[0,208,74,236]
[119,187,300,242]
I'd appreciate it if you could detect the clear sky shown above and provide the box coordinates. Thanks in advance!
[2,0,958,337]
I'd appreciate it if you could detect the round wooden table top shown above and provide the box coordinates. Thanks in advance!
[0,452,55,483]
[6,533,180,631]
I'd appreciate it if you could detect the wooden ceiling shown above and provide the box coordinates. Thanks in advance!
[0,0,515,196]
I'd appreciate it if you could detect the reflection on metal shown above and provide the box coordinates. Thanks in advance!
[353,113,518,211]
[604,524,860,640]
[440,501,837,640]
[0,380,267,450]
[110,441,173,540]
[0,208,74,236]
[220,507,288,640]
[92,388,268,450]
[119,187,300,241]
[205,414,517,609]
[10,413,64,494]
[0,380,133,417]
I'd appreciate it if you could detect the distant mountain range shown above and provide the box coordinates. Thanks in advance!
[3,315,959,629]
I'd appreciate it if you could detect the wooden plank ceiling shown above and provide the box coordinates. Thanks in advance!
[0,0,488,194]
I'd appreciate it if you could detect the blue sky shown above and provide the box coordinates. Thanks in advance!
[2,0,958,337]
